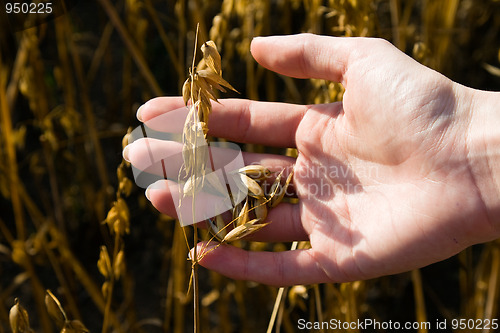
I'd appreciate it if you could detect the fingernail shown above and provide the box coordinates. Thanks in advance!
[122,143,132,162]
[252,36,273,42]
[136,104,145,122]
[189,242,217,260]
[145,182,156,201]
[251,36,264,45]
[145,180,165,201]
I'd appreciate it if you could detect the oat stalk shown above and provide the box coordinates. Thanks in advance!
[266,241,299,333]
[179,22,240,333]
[191,24,201,333]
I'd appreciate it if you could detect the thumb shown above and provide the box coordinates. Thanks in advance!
[250,33,371,85]
[250,33,352,83]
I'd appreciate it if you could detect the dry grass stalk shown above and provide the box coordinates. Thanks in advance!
[98,130,133,333]
[411,269,428,333]
[178,27,297,331]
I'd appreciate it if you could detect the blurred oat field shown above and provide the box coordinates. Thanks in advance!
[1,0,500,332]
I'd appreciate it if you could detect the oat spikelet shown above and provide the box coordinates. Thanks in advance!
[180,40,238,132]
[223,219,270,243]
[45,290,89,332]
[180,33,237,200]
[9,299,34,333]
[45,290,67,327]
[201,41,222,75]
[208,168,294,242]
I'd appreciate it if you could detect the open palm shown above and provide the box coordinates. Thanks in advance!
[128,34,495,286]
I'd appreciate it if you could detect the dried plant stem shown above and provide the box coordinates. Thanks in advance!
[175,0,186,92]
[267,287,286,333]
[13,167,107,315]
[188,142,200,333]
[54,233,108,314]
[96,0,163,96]
[411,269,428,333]
[459,248,474,317]
[16,179,122,329]
[192,224,200,333]
[6,31,30,111]
[484,244,500,327]
[0,64,56,330]
[101,233,121,333]
[143,0,182,77]
[56,14,111,199]
[313,284,323,324]
[267,241,299,333]
[0,217,14,244]
[187,172,200,333]
[43,235,81,320]
[87,21,114,85]
[25,260,53,332]
[190,23,201,333]
[0,57,25,240]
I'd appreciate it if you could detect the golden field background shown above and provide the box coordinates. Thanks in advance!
[1,0,500,332]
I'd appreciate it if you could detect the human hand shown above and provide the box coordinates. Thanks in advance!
[124,34,500,286]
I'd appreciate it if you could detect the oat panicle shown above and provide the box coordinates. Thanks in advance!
[178,26,294,245]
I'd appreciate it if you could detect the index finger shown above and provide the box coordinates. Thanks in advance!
[136,97,307,148]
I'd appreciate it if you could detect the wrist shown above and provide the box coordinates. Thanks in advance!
[465,86,500,240]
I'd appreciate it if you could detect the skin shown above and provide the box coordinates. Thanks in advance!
[124,34,500,286]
